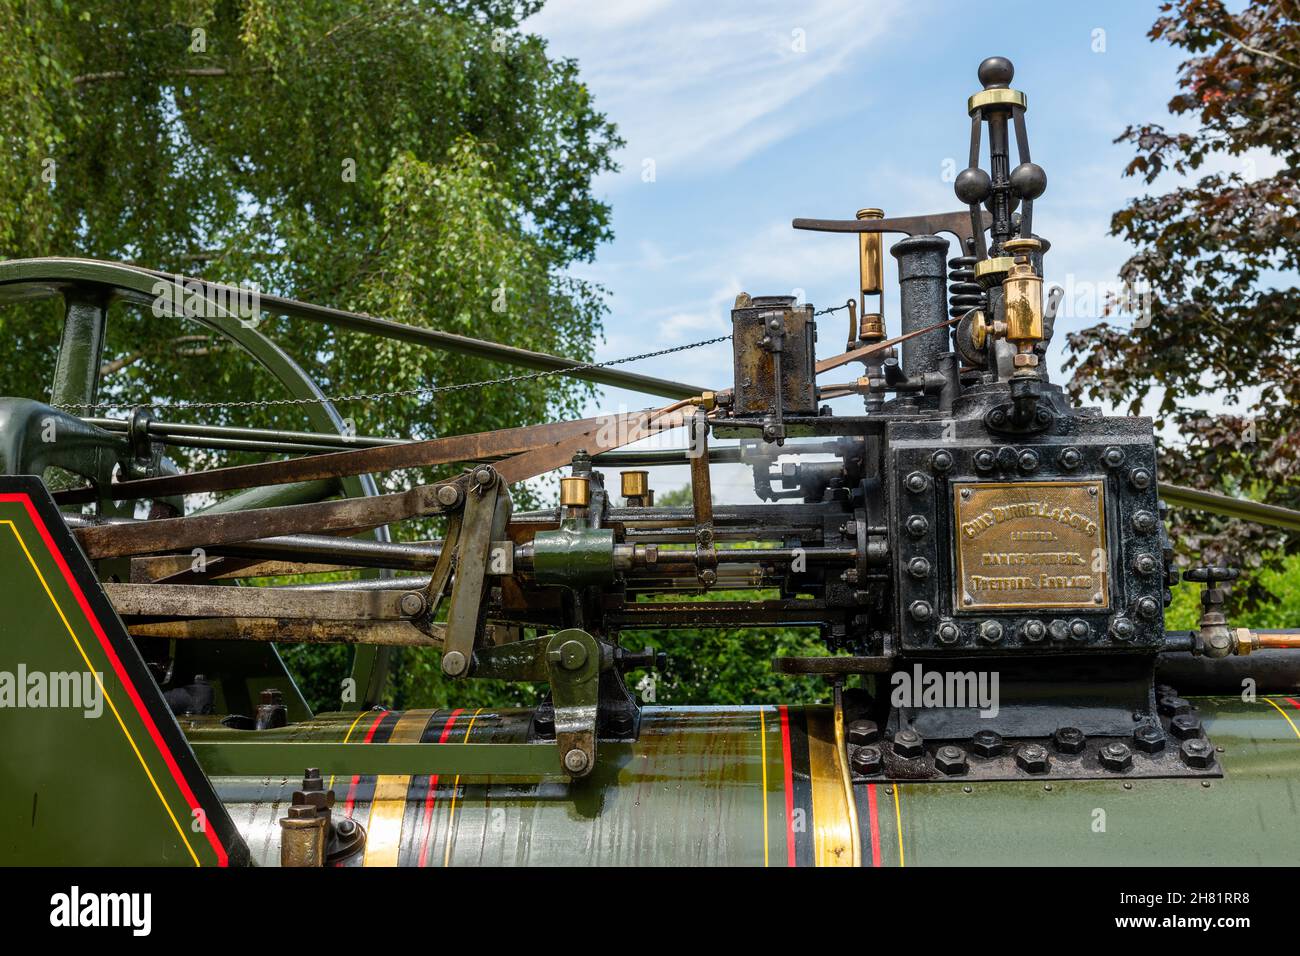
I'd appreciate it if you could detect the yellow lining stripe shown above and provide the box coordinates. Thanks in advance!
[364,710,432,866]
[442,707,484,867]
[2,520,199,865]
[329,709,372,792]
[759,707,769,867]
[1263,698,1300,740]
[893,783,905,867]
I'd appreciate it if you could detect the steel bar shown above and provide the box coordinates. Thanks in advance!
[104,582,422,619]
[55,414,616,504]
[74,483,447,559]
[0,258,705,399]
[128,618,441,646]
[189,741,565,777]
[1159,483,1300,534]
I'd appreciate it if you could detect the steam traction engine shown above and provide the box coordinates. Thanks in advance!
[0,58,1297,867]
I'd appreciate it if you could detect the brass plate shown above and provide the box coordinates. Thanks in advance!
[953,480,1108,611]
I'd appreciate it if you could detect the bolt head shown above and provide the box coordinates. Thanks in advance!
[399,591,425,616]
[930,450,953,472]
[1100,742,1133,771]
[908,556,931,579]
[1169,714,1202,740]
[847,719,879,745]
[474,467,495,486]
[936,621,960,645]
[905,471,930,493]
[1133,726,1166,753]
[1022,619,1046,642]
[1128,467,1152,490]
[1103,446,1125,467]
[909,600,933,622]
[974,449,996,471]
[441,650,468,677]
[935,746,968,776]
[1180,738,1213,769]
[1016,744,1050,774]
[1058,447,1082,470]
[852,745,883,776]
[1158,696,1192,717]
[563,748,591,774]
[979,620,1004,644]
[547,639,588,671]
[1109,617,1136,641]
[1018,449,1039,472]
[1133,553,1158,575]
[435,484,462,507]
[971,729,1004,758]
[1048,619,1070,642]
[906,515,929,537]
[1132,510,1157,533]
[1135,597,1160,620]
[893,729,925,759]
[1052,726,1086,755]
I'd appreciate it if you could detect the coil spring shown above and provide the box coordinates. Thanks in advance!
[948,254,987,318]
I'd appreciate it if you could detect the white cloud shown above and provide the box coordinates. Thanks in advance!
[526,0,905,180]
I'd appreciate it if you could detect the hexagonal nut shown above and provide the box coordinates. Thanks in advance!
[1133,726,1166,754]
[909,600,933,622]
[971,729,1005,758]
[1169,713,1202,740]
[1012,352,1039,368]
[936,621,960,645]
[851,745,883,776]
[979,620,1004,644]
[934,745,968,776]
[1015,744,1050,774]
[1052,726,1086,755]
[1157,696,1192,717]
[1109,617,1136,642]
[905,471,930,493]
[892,729,925,760]
[1180,738,1214,769]
[847,719,879,746]
[930,450,954,473]
[906,515,929,537]
[1068,619,1091,642]
[1022,619,1046,643]
[1100,742,1133,772]
[1018,449,1039,472]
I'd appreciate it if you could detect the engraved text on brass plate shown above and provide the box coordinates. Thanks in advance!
[953,480,1109,611]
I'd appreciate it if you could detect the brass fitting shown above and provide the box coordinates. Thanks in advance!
[856,208,885,339]
[688,390,717,412]
[559,476,591,508]
[1001,237,1043,363]
[620,470,651,507]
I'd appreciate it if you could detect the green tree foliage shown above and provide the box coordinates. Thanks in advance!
[0,0,620,456]
[1064,0,1298,600]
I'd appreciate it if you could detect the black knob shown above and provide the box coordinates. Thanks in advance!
[978,56,1014,88]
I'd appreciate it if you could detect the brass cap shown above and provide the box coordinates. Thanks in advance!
[856,207,884,220]
[559,476,590,507]
[620,470,650,498]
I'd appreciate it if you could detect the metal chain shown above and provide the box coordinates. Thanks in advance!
[56,334,732,414]
[813,300,854,317]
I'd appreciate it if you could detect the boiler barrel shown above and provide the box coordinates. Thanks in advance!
[192,699,1300,866]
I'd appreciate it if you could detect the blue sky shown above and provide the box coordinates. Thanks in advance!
[520,0,1259,499]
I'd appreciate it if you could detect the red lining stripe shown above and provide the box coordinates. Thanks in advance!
[778,705,795,868]
[865,782,882,867]
[1,493,229,866]
[1286,697,1299,711]
[417,708,464,868]
[343,710,389,815]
